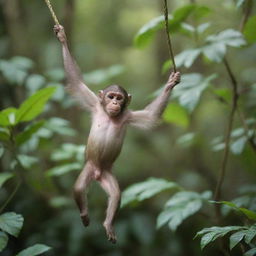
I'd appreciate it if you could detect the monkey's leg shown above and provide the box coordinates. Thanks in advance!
[99,171,121,244]
[73,163,93,227]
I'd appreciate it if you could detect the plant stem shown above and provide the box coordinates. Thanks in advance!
[0,179,21,213]
[239,0,253,31]
[214,57,239,204]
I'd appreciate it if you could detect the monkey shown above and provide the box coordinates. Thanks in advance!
[54,24,180,243]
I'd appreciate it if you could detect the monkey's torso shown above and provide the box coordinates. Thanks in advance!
[86,105,128,171]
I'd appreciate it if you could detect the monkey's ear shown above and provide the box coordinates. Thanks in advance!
[127,94,132,106]
[98,90,104,102]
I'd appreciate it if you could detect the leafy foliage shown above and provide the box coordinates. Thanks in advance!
[134,4,207,48]
[171,73,217,112]
[121,178,180,207]
[0,173,14,188]
[0,212,24,237]
[16,244,51,256]
[211,119,256,155]
[244,16,256,44]
[163,103,189,128]
[196,223,256,250]
[157,191,211,231]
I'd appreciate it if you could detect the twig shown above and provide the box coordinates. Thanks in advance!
[214,57,239,204]
[0,179,21,213]
[239,0,253,32]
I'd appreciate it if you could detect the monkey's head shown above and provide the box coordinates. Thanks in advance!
[99,85,131,117]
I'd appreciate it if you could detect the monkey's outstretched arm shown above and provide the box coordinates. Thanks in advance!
[128,72,180,130]
[54,25,99,111]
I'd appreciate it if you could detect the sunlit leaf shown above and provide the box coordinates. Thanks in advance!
[157,191,211,231]
[163,103,189,128]
[16,244,51,256]
[46,163,82,177]
[244,16,256,44]
[0,212,24,237]
[121,178,180,207]
[0,231,8,252]
[0,108,18,127]
[0,173,14,188]
[197,23,211,33]
[172,73,217,112]
[16,87,56,123]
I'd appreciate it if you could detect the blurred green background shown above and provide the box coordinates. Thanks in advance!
[0,0,256,255]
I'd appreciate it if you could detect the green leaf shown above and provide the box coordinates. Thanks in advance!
[0,60,27,85]
[51,143,85,162]
[196,226,243,249]
[0,108,18,127]
[213,88,232,103]
[44,117,76,136]
[163,103,189,128]
[134,15,166,48]
[46,162,82,177]
[0,144,4,157]
[236,0,245,8]
[83,65,124,85]
[172,73,217,112]
[157,191,211,231]
[177,133,196,148]
[230,136,247,155]
[121,178,180,208]
[16,87,56,123]
[0,231,8,252]
[230,230,247,250]
[245,224,256,244]
[239,208,256,221]
[17,155,38,169]
[11,56,34,71]
[220,201,256,220]
[244,16,256,44]
[134,4,198,48]
[25,74,46,93]
[175,49,201,68]
[0,173,14,188]
[0,127,10,141]
[0,212,24,237]
[16,244,51,256]
[16,120,45,146]
[202,29,246,62]
[244,248,256,256]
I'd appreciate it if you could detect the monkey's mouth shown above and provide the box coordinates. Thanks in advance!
[108,108,120,116]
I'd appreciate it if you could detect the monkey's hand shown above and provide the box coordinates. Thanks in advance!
[165,71,181,91]
[53,24,67,44]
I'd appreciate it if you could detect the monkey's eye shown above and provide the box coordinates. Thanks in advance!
[116,96,123,101]
[108,95,114,99]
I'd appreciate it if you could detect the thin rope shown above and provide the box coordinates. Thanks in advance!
[163,0,177,72]
[44,0,60,25]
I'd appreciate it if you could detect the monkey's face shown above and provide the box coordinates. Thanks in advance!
[103,91,126,117]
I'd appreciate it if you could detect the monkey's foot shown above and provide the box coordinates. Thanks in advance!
[103,222,117,244]
[80,213,90,227]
